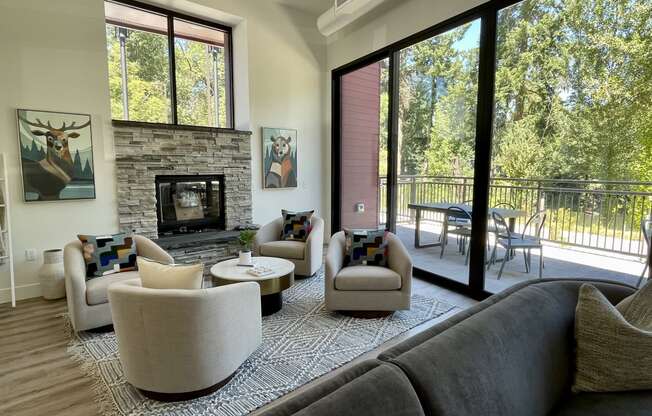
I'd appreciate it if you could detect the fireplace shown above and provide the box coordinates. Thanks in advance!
[155,175,226,235]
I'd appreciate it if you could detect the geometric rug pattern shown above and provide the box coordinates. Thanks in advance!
[66,269,456,415]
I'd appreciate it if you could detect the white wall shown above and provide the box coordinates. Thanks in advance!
[0,0,327,303]
[0,0,119,302]
[322,0,487,234]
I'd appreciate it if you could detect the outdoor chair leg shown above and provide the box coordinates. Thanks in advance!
[638,263,648,288]
[487,243,497,271]
[538,247,544,279]
[497,248,509,280]
[465,244,470,266]
[523,251,529,273]
[440,230,447,259]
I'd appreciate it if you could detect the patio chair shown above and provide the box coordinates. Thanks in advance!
[638,217,652,287]
[488,202,517,259]
[488,211,546,280]
[440,206,472,265]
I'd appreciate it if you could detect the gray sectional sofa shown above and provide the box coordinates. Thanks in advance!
[260,279,652,416]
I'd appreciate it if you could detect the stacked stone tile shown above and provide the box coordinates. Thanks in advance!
[113,122,253,272]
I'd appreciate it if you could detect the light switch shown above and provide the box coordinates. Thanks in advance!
[25,248,38,262]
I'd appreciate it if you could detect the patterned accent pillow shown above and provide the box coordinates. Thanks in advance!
[78,233,137,280]
[281,209,314,241]
[343,228,389,267]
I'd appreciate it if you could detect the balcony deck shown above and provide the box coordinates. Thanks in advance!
[396,220,646,293]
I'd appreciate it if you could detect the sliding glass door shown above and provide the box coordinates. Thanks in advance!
[393,19,481,286]
[484,0,652,292]
[333,0,652,298]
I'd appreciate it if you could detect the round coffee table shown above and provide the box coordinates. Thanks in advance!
[210,257,295,316]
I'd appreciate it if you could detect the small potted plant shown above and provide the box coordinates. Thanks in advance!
[238,230,256,266]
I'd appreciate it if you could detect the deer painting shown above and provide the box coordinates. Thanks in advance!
[17,110,95,201]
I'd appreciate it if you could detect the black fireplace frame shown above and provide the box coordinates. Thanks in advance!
[155,174,226,234]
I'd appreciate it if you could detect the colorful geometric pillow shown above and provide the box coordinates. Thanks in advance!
[281,209,314,241]
[343,228,388,267]
[77,233,137,279]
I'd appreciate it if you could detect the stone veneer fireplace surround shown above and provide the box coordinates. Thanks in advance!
[113,120,253,271]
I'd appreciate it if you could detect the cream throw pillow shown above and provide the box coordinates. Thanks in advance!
[573,282,652,393]
[137,257,203,290]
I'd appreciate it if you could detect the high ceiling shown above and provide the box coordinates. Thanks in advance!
[274,0,333,16]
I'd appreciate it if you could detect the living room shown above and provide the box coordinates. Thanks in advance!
[1,0,651,415]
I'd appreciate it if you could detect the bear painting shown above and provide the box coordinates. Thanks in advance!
[262,127,298,189]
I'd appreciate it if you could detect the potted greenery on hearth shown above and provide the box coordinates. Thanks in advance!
[238,230,256,265]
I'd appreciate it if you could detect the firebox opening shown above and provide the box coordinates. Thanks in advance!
[155,175,226,235]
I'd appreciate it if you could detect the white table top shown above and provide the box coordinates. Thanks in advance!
[210,257,295,282]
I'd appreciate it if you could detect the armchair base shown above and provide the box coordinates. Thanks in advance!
[139,372,236,402]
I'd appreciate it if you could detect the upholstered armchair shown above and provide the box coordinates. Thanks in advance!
[325,231,412,312]
[64,235,173,332]
[254,215,324,277]
[108,280,261,400]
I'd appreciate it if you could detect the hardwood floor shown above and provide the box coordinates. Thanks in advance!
[0,278,475,416]
[0,297,99,416]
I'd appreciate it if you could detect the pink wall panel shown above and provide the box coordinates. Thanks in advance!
[340,62,382,229]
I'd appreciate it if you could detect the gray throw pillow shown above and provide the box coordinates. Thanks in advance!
[573,282,652,393]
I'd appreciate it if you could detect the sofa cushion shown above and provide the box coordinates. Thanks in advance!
[335,266,401,291]
[259,240,305,260]
[86,271,139,305]
[554,391,652,416]
[379,279,636,361]
[293,363,424,416]
[389,280,636,416]
[574,283,652,393]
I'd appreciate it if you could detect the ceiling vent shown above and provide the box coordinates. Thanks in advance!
[318,0,386,36]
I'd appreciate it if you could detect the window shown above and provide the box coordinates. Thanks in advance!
[104,1,233,128]
[333,0,652,298]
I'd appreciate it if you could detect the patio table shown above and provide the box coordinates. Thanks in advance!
[407,202,526,249]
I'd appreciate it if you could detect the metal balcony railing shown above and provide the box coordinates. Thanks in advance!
[379,175,652,257]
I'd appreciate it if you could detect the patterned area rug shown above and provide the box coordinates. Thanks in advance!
[66,270,456,416]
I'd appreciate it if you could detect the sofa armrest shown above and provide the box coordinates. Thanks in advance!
[325,231,345,291]
[64,241,90,330]
[134,235,174,264]
[305,216,324,273]
[387,232,413,295]
[254,217,283,255]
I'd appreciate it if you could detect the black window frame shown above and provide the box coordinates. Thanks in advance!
[331,0,545,300]
[105,0,235,129]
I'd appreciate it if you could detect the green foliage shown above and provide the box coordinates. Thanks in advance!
[394,0,652,189]
[105,25,228,127]
[238,230,256,252]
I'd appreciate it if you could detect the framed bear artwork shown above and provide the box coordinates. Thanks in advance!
[262,127,298,189]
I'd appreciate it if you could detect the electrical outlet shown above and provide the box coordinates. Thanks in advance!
[25,248,38,262]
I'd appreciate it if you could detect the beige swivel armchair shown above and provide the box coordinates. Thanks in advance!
[254,215,324,277]
[64,235,173,331]
[325,231,413,312]
[108,280,262,400]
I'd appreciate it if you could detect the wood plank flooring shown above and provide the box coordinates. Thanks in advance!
[0,278,475,416]
[0,297,99,416]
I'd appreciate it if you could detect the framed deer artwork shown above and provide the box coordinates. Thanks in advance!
[262,127,298,189]
[17,109,96,202]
